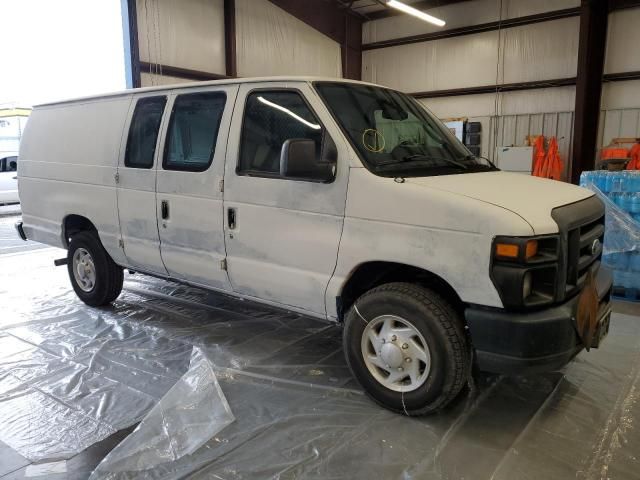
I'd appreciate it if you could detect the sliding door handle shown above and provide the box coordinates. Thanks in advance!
[161,200,169,220]
[227,207,236,229]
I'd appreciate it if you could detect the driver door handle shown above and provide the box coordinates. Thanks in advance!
[161,200,169,220]
[227,208,236,230]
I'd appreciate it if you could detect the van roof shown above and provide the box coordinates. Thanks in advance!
[35,76,384,108]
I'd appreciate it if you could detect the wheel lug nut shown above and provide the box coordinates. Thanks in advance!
[402,343,408,349]
[405,357,411,363]
[398,367,404,372]
[391,335,397,341]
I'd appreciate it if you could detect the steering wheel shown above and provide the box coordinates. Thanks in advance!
[391,140,423,159]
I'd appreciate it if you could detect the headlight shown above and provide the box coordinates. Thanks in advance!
[496,239,538,261]
[493,236,558,263]
[491,235,559,309]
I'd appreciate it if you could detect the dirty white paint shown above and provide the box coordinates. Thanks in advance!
[19,97,131,266]
[115,93,166,274]
[18,77,596,321]
[154,84,239,290]
[407,171,593,235]
[223,82,351,315]
[325,167,533,316]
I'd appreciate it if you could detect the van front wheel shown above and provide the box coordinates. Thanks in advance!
[343,282,469,415]
[67,231,123,306]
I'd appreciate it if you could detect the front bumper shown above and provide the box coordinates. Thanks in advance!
[466,266,613,375]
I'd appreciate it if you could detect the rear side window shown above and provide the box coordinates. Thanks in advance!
[125,96,167,169]
[0,156,18,172]
[238,90,324,176]
[163,92,226,172]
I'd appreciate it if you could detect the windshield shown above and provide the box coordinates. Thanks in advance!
[315,82,497,177]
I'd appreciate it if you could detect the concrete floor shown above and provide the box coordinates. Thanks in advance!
[1,213,639,479]
[0,429,134,480]
[1,213,131,479]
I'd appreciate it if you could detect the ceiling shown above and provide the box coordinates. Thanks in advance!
[335,0,471,20]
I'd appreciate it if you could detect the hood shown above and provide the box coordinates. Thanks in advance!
[406,171,594,234]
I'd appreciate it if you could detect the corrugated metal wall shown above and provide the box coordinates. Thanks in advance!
[597,8,640,150]
[421,86,576,177]
[364,0,581,179]
[362,0,580,46]
[431,112,574,176]
[488,112,574,177]
[136,0,343,87]
[362,17,579,94]
[235,0,342,78]
[599,109,640,147]
[137,0,227,84]
[367,3,640,175]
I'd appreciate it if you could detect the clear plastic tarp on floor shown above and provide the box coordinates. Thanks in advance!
[0,243,639,479]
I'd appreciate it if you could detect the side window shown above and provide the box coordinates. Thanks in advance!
[125,96,167,169]
[238,90,324,176]
[7,156,17,171]
[0,157,17,172]
[163,91,226,172]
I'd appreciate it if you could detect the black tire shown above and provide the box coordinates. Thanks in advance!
[67,231,123,307]
[343,282,469,415]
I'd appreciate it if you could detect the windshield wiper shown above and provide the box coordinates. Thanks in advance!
[461,153,499,170]
[382,153,468,170]
[440,143,468,170]
[397,153,468,170]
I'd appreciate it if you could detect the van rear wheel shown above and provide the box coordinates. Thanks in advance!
[67,231,123,306]
[343,282,469,415]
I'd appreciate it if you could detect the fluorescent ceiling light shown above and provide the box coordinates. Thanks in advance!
[257,96,321,130]
[386,0,446,27]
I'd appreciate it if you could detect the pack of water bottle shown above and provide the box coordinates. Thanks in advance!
[581,171,640,222]
[580,170,640,299]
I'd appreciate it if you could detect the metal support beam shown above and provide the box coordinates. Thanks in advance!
[139,62,229,82]
[411,77,578,99]
[224,0,237,77]
[342,12,362,80]
[603,70,640,82]
[267,0,351,44]
[571,0,609,184]
[609,0,640,10]
[409,70,640,99]
[124,0,141,88]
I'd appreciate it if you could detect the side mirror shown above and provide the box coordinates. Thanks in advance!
[279,138,335,182]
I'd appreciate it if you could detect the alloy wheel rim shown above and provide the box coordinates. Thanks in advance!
[72,248,96,292]
[361,314,431,392]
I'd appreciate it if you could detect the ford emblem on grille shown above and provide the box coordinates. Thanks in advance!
[591,239,601,256]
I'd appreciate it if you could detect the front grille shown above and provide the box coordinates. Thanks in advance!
[551,195,606,301]
[566,216,605,291]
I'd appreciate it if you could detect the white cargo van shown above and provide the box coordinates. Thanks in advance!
[16,77,612,414]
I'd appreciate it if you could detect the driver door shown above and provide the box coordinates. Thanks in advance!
[222,82,350,316]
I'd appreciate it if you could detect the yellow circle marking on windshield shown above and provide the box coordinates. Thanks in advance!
[362,129,385,153]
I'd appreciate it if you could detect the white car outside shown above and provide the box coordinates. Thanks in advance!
[0,156,19,204]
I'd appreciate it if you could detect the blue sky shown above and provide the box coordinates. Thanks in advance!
[0,0,127,107]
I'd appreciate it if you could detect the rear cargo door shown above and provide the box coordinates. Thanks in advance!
[154,84,238,291]
[117,94,169,275]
